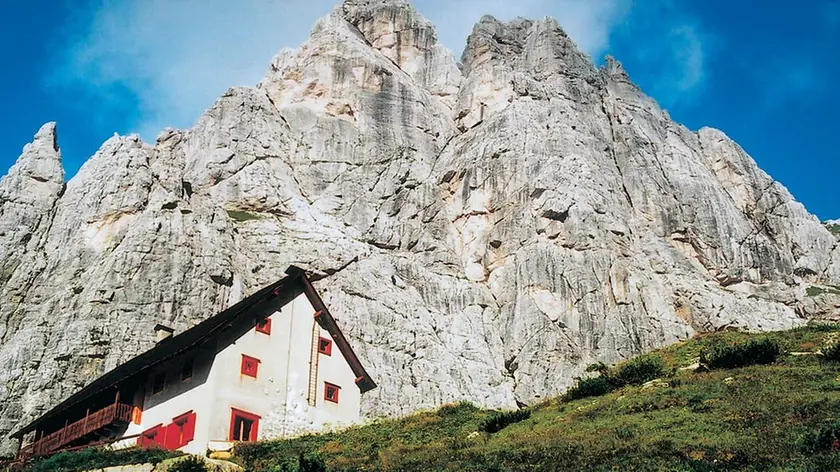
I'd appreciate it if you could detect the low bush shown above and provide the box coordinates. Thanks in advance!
[479,409,531,434]
[564,375,613,401]
[700,338,781,370]
[437,401,478,417]
[166,456,207,472]
[296,452,327,472]
[801,421,840,453]
[822,342,840,362]
[611,355,666,386]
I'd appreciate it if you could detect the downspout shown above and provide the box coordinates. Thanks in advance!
[281,300,295,437]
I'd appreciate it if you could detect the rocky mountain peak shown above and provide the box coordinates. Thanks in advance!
[33,122,59,153]
[3,122,64,188]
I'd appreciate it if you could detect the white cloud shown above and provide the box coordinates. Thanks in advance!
[615,3,713,109]
[51,0,337,141]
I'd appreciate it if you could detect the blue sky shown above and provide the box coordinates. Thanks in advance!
[1,0,837,220]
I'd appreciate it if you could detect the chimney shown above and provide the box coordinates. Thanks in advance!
[154,324,175,343]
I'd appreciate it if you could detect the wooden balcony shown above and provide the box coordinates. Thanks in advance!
[18,403,133,459]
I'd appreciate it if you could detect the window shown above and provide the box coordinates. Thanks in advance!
[324,382,340,404]
[139,413,196,450]
[180,359,193,381]
[241,354,260,378]
[165,411,196,449]
[255,318,272,335]
[318,337,332,356]
[138,424,163,448]
[152,373,166,394]
[229,409,260,442]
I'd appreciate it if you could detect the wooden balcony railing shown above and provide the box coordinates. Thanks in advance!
[18,403,133,459]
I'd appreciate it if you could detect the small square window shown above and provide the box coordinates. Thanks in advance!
[152,373,166,394]
[241,354,260,378]
[324,382,340,403]
[181,360,193,381]
[318,337,332,356]
[256,318,272,335]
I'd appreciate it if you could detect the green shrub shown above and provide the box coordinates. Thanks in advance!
[479,409,532,434]
[585,362,609,374]
[166,456,207,472]
[437,401,478,417]
[822,342,840,362]
[24,448,181,472]
[801,421,840,453]
[296,452,326,472]
[564,375,613,401]
[611,355,666,386]
[700,338,781,370]
[802,322,840,332]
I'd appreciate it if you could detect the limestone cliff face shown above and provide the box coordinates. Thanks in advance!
[1,0,838,454]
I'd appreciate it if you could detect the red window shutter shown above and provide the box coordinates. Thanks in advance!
[164,422,181,450]
[241,354,260,378]
[170,411,196,447]
[183,412,197,443]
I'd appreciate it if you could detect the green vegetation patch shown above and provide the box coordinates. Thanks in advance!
[226,209,264,222]
[22,447,182,472]
[700,338,781,370]
[479,409,531,434]
[564,354,666,401]
[825,223,840,235]
[807,285,840,297]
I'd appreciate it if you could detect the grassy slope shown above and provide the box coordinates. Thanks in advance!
[236,325,840,472]
[17,325,840,472]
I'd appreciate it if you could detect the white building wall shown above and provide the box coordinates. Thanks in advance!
[206,293,363,440]
[121,346,216,455]
[119,291,365,453]
[311,323,363,431]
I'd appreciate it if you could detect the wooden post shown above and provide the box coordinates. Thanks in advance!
[115,388,120,405]
[60,419,69,445]
[83,408,90,436]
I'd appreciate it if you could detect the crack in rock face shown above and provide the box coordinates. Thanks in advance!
[0,0,837,455]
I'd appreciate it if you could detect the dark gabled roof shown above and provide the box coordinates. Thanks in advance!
[11,266,376,439]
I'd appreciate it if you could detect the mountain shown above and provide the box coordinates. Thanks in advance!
[1,0,838,455]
